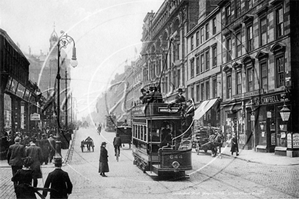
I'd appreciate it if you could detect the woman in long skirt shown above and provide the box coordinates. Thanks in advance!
[230,134,239,156]
[99,142,109,177]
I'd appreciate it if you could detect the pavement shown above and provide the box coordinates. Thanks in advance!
[208,144,299,166]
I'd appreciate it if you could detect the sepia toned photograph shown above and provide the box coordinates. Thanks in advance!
[0,0,299,198]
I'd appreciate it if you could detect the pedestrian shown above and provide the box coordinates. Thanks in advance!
[39,134,50,165]
[43,157,73,199]
[99,142,109,177]
[26,138,43,187]
[7,136,26,176]
[11,157,37,199]
[230,134,239,156]
[48,134,56,163]
[7,136,26,195]
[113,134,122,156]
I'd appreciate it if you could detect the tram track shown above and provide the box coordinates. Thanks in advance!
[63,128,297,198]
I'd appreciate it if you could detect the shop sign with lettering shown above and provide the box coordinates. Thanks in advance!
[10,79,18,94]
[253,94,281,105]
[16,83,25,98]
[5,77,13,91]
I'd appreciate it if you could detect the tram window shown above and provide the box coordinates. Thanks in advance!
[138,125,141,139]
[144,126,147,141]
[142,126,145,141]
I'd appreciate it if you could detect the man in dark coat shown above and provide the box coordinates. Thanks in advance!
[39,134,50,165]
[43,157,73,199]
[113,134,122,156]
[7,136,25,176]
[48,134,56,163]
[99,142,109,177]
[7,136,26,196]
[26,138,43,187]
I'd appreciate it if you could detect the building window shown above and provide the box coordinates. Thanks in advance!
[196,84,200,102]
[212,78,217,98]
[225,5,231,25]
[191,86,194,101]
[201,83,204,101]
[173,71,176,90]
[196,31,200,46]
[212,18,217,35]
[235,0,241,17]
[246,25,253,52]
[201,54,204,73]
[191,36,194,51]
[261,62,268,91]
[246,67,254,92]
[206,81,210,100]
[196,56,200,75]
[190,59,194,78]
[205,23,209,40]
[200,27,204,44]
[236,71,242,94]
[275,56,285,88]
[205,50,210,71]
[212,45,217,67]
[260,17,268,46]
[226,74,232,99]
[177,69,180,87]
[276,7,284,38]
[226,37,232,62]
[236,32,242,57]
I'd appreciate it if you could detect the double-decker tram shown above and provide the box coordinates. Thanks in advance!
[131,102,193,177]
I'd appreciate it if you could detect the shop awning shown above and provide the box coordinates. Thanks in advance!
[194,98,219,120]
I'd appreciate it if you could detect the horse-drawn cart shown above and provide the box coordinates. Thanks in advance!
[81,136,95,152]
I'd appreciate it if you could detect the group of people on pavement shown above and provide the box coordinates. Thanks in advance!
[7,135,73,199]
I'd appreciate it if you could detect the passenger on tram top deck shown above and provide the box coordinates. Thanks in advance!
[139,88,148,104]
[168,88,185,110]
[147,87,163,103]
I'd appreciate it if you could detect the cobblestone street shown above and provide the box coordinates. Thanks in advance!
[1,128,298,199]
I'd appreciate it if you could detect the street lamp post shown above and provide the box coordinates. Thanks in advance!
[54,31,78,162]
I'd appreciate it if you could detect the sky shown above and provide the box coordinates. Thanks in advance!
[0,0,164,119]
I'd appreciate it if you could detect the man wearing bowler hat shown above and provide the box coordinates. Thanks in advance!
[43,157,73,199]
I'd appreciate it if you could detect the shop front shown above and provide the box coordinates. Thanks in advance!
[250,91,298,156]
[2,76,39,138]
[221,100,252,150]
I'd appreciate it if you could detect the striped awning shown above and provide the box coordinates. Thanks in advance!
[194,98,219,120]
